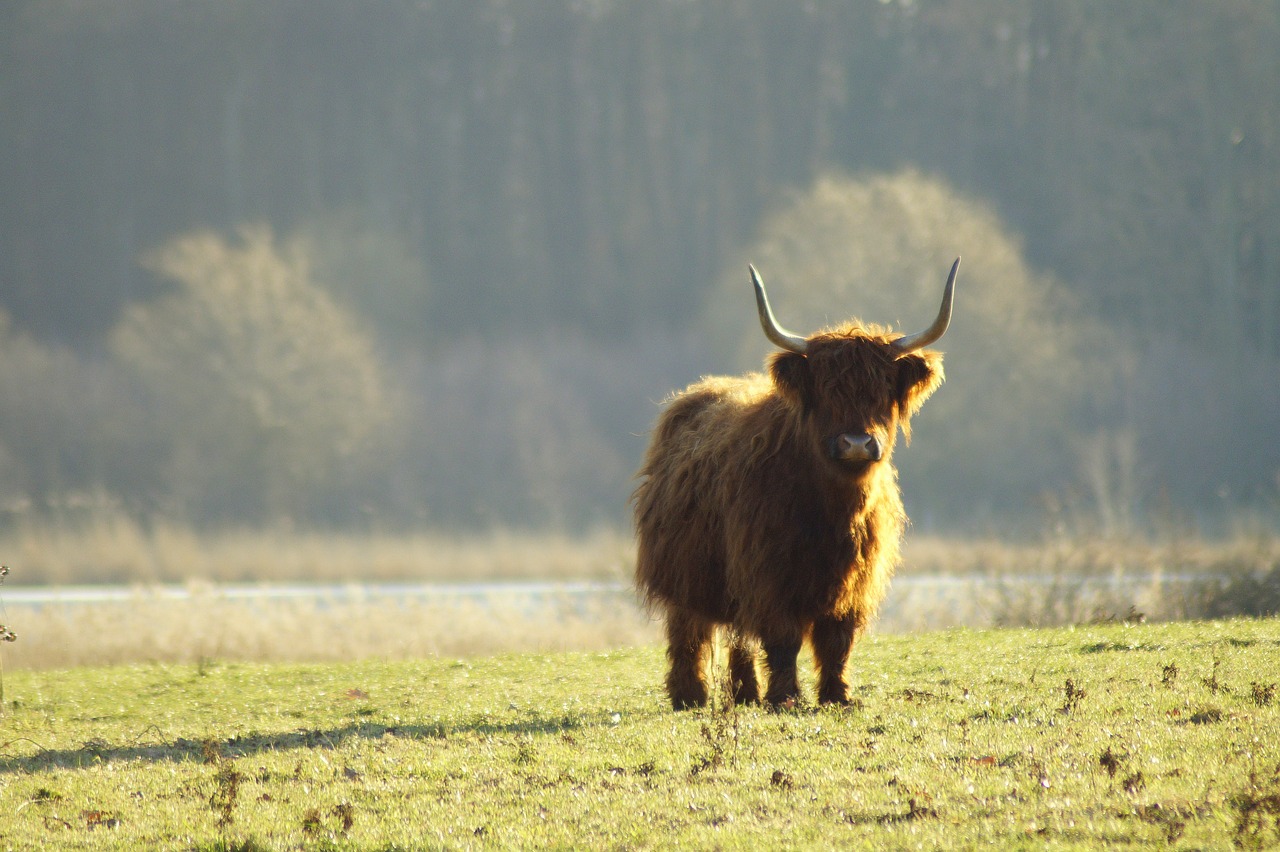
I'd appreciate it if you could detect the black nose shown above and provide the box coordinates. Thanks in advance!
[832,433,881,462]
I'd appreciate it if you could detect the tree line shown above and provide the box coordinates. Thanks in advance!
[0,1,1277,531]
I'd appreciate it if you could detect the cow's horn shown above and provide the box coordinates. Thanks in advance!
[891,257,959,357]
[750,265,809,355]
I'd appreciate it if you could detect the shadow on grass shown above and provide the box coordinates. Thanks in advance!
[0,712,600,775]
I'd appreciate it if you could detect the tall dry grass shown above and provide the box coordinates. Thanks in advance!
[1,516,633,586]
[0,518,647,670]
[3,589,659,671]
[1,518,1277,670]
[10,512,1277,588]
[898,530,1280,629]
[902,530,1280,580]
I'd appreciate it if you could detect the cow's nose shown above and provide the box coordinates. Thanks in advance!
[834,433,881,462]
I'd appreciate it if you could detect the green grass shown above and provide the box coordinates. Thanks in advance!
[2,618,1279,849]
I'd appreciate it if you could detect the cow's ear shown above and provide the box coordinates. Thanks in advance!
[895,351,945,429]
[769,351,814,410]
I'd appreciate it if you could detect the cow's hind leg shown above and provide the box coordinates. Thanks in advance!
[664,608,714,710]
[727,632,760,705]
[812,611,861,705]
[762,636,804,707]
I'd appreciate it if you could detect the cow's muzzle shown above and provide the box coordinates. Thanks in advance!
[830,433,882,463]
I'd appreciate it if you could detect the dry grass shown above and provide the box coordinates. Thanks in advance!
[897,531,1280,629]
[901,530,1280,579]
[3,586,660,671]
[0,518,649,670]
[10,513,1278,587]
[1,516,633,585]
[1,517,1277,671]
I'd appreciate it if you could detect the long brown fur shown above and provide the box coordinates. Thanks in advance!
[633,322,944,709]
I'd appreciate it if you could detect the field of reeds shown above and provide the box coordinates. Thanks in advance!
[1,516,1278,670]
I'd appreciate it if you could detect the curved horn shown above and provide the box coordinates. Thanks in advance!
[891,257,960,357]
[750,265,809,355]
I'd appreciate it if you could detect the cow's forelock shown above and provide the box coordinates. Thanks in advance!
[808,333,900,411]
[771,329,906,468]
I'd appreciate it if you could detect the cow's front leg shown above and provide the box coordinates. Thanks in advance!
[812,611,860,705]
[762,636,803,707]
[664,608,714,710]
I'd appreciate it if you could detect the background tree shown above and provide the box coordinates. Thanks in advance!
[706,170,1111,526]
[287,210,433,354]
[110,226,391,524]
[0,315,140,518]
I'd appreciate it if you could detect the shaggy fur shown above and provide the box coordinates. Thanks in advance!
[633,323,944,709]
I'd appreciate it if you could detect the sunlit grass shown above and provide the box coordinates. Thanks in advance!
[2,618,1278,849]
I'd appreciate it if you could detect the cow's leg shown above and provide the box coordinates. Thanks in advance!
[664,608,713,710]
[762,636,804,707]
[727,632,760,705]
[812,611,860,705]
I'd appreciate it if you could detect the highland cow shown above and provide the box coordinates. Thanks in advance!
[633,259,959,709]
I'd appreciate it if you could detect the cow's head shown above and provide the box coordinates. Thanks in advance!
[751,259,957,476]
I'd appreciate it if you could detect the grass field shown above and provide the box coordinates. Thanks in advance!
[2,617,1278,849]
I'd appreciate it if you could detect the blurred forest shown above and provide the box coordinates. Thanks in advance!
[1,0,1278,534]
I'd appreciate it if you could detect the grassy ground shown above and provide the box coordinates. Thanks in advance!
[2,617,1278,849]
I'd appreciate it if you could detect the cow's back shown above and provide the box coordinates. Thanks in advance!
[632,374,774,620]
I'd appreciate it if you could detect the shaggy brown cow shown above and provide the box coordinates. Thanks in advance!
[633,258,958,709]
